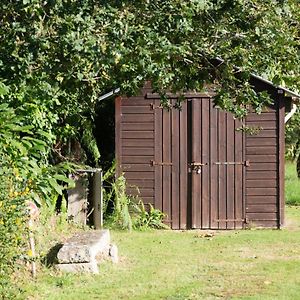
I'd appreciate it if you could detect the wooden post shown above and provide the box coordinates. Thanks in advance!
[92,169,103,229]
[26,201,39,277]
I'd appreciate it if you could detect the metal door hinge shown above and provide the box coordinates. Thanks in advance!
[150,160,172,166]
[214,161,250,166]
[150,103,164,110]
[214,218,246,222]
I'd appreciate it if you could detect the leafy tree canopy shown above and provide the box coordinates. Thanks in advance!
[0,0,299,162]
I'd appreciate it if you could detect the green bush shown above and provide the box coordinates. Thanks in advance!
[103,163,168,231]
[0,169,28,299]
[132,201,169,230]
[0,85,73,298]
[103,164,133,230]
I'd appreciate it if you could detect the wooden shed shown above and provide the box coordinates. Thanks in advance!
[115,77,298,230]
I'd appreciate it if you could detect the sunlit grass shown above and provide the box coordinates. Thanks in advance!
[24,207,300,300]
[285,161,300,205]
[22,163,300,299]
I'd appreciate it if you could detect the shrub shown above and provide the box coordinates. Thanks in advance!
[132,201,169,230]
[0,86,73,298]
[0,168,28,299]
[103,164,132,230]
[103,163,168,231]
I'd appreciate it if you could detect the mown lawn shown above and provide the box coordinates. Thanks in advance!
[285,161,300,205]
[24,206,300,300]
[24,163,300,300]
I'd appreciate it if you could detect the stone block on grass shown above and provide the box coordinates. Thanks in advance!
[57,229,110,264]
[56,229,114,274]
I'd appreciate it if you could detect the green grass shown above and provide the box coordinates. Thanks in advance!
[24,207,300,300]
[22,164,300,299]
[285,161,300,205]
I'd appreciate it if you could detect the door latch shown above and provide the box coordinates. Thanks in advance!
[188,162,207,174]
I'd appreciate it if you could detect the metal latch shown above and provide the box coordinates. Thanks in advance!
[188,162,207,174]
[190,162,208,166]
[150,160,172,166]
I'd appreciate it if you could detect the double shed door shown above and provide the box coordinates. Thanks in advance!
[153,97,245,229]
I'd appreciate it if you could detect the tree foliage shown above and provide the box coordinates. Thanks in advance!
[0,1,298,158]
[286,109,300,160]
[0,2,298,293]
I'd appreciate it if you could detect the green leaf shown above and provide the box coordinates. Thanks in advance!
[0,82,9,96]
[53,174,74,185]
[48,178,63,195]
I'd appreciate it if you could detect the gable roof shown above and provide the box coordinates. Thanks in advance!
[98,60,300,101]
[250,73,300,98]
[213,57,300,99]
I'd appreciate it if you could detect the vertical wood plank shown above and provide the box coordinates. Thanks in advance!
[180,100,188,229]
[187,100,193,228]
[234,119,244,229]
[201,99,210,228]
[242,117,246,228]
[191,99,201,228]
[115,96,122,177]
[278,94,285,228]
[218,110,226,229]
[216,109,220,229]
[210,99,218,229]
[171,101,180,229]
[162,108,172,226]
[154,99,163,211]
[226,113,235,229]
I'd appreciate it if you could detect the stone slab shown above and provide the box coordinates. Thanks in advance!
[57,261,99,274]
[109,244,119,264]
[57,230,110,264]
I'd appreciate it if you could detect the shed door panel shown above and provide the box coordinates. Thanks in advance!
[154,99,188,229]
[130,97,245,229]
[190,98,245,229]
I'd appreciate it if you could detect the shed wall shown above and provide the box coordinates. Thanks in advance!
[116,83,284,229]
[115,85,156,206]
[245,107,279,227]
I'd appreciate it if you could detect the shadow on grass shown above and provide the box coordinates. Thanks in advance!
[42,243,63,267]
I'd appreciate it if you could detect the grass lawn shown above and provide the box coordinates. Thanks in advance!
[23,163,300,300]
[285,161,300,205]
[24,206,300,300]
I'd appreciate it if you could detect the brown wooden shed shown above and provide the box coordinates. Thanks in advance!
[115,77,299,230]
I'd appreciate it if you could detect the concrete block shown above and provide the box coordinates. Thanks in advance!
[57,261,99,274]
[57,230,110,264]
[109,244,119,264]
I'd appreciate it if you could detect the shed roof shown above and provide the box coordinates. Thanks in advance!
[213,57,300,99]
[250,73,300,98]
[99,61,300,101]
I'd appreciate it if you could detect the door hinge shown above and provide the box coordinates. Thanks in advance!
[150,103,164,110]
[150,160,172,166]
[214,161,250,166]
[214,218,246,222]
